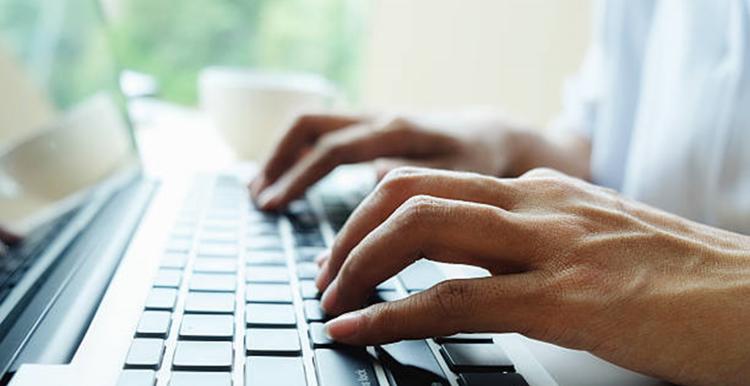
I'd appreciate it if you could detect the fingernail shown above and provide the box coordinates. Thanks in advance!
[314,250,329,265]
[315,250,328,264]
[320,278,338,313]
[325,310,363,341]
[315,261,331,292]
[249,175,266,197]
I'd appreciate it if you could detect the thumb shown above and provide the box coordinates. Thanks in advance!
[324,278,500,345]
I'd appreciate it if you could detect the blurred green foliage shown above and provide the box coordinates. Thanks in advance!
[0,0,121,110]
[109,0,366,105]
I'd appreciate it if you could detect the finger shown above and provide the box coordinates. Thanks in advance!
[0,228,20,245]
[324,275,545,345]
[251,114,363,197]
[316,168,520,292]
[315,250,330,267]
[373,158,450,180]
[256,122,428,210]
[519,167,567,179]
[321,196,533,315]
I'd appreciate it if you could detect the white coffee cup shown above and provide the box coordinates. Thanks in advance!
[0,92,134,233]
[199,67,340,160]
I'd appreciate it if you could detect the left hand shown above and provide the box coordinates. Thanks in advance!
[0,227,19,257]
[316,167,750,386]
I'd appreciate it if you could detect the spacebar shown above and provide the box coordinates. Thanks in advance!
[315,348,380,386]
[378,340,449,386]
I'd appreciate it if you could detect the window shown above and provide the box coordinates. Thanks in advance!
[106,0,367,104]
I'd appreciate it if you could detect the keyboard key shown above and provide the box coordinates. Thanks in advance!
[440,343,514,373]
[246,236,283,252]
[153,269,182,288]
[117,370,156,386]
[245,328,301,355]
[245,283,292,303]
[245,266,289,283]
[246,252,287,266]
[200,230,238,243]
[247,223,279,237]
[245,303,296,327]
[136,311,172,338]
[372,290,406,303]
[145,288,178,311]
[166,238,193,253]
[299,280,320,299]
[308,322,334,348]
[172,341,233,371]
[190,273,236,292]
[245,356,306,386]
[179,314,234,341]
[169,371,232,386]
[193,258,237,273]
[304,299,328,322]
[459,373,529,386]
[376,277,399,291]
[398,260,444,291]
[294,232,325,247]
[125,338,164,369]
[184,292,235,314]
[296,263,318,280]
[197,243,239,257]
[378,340,448,386]
[314,348,379,386]
[202,220,239,232]
[161,254,188,269]
[295,247,325,262]
[434,333,494,344]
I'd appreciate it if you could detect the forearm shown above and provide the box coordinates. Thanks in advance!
[506,128,592,181]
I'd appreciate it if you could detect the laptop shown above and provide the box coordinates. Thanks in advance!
[0,1,670,385]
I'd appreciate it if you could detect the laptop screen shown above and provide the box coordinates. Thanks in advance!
[0,0,139,235]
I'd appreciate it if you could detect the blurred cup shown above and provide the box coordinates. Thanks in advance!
[199,67,339,160]
[0,93,131,200]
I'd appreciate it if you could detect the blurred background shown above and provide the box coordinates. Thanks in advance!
[98,0,583,126]
[0,0,592,172]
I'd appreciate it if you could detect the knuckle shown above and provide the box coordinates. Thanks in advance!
[533,176,578,199]
[378,167,428,196]
[291,114,314,132]
[382,116,415,131]
[432,280,474,320]
[400,194,440,222]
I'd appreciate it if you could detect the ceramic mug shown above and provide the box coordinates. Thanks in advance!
[199,67,340,161]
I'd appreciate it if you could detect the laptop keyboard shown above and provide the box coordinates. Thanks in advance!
[117,175,529,386]
[0,209,78,303]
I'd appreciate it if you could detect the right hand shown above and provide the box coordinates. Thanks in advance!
[249,111,527,210]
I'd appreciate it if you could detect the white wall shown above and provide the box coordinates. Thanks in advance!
[360,0,592,127]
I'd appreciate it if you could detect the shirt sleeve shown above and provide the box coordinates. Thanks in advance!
[549,0,604,139]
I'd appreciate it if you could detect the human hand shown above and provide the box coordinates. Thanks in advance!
[249,111,526,210]
[0,227,20,257]
[317,167,750,386]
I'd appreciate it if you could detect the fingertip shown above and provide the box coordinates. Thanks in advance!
[257,187,281,210]
[320,278,338,313]
[324,310,364,342]
[314,250,330,267]
[248,175,266,198]
[315,261,331,292]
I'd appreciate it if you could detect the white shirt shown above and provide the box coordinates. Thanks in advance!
[560,0,750,234]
